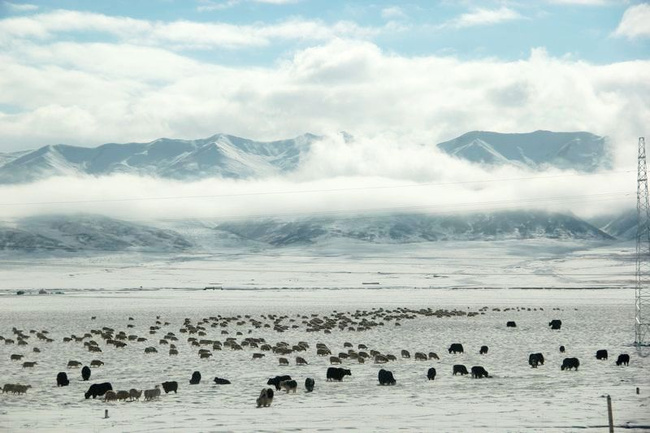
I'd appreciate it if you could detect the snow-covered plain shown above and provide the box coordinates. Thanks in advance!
[0,240,648,432]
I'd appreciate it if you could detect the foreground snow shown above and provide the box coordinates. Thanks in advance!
[0,288,648,432]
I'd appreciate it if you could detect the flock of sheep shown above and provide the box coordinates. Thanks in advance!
[0,305,635,410]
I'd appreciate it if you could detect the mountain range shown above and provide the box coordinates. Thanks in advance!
[0,211,618,253]
[0,130,626,252]
[437,130,609,172]
[0,130,610,184]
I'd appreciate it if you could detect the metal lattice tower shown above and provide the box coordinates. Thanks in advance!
[636,136,650,347]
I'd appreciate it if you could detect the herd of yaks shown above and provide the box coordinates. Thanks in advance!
[0,311,635,409]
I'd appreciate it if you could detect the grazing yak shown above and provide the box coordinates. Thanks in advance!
[90,360,104,367]
[305,377,315,392]
[480,346,489,355]
[81,366,91,381]
[549,320,562,330]
[616,354,630,366]
[162,381,178,393]
[190,371,201,385]
[256,388,274,408]
[378,369,396,385]
[327,367,351,382]
[559,345,566,353]
[506,321,517,328]
[528,353,545,368]
[561,357,580,371]
[280,379,298,393]
[448,343,464,354]
[85,382,113,399]
[596,350,608,360]
[427,367,436,381]
[453,365,469,376]
[213,377,231,385]
[267,375,292,390]
[56,372,70,387]
[471,366,489,378]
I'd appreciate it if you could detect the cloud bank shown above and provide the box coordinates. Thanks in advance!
[0,134,634,222]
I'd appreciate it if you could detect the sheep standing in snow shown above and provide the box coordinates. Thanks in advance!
[256,388,274,408]
[129,389,142,401]
[104,390,117,402]
[144,385,161,401]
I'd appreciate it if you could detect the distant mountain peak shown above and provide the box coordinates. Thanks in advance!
[0,133,322,184]
[436,130,610,172]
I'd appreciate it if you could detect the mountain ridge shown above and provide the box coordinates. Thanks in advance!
[0,130,610,184]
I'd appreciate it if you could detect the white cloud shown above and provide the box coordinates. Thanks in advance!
[0,38,647,181]
[546,0,609,5]
[197,0,299,11]
[613,4,650,39]
[4,2,38,12]
[0,149,634,221]
[381,6,407,20]
[444,6,524,28]
[0,10,381,49]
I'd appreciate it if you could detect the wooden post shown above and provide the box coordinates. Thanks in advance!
[104,409,109,419]
[607,395,614,433]
[637,387,640,395]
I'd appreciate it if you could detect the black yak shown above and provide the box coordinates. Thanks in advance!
[162,381,178,393]
[378,369,396,385]
[616,354,630,366]
[267,375,291,390]
[448,343,464,354]
[190,371,201,385]
[81,366,91,381]
[471,366,489,378]
[326,367,351,382]
[56,372,69,387]
[84,382,112,399]
[561,357,580,371]
[453,364,468,375]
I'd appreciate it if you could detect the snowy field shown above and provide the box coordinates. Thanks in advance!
[0,287,648,433]
[0,239,635,293]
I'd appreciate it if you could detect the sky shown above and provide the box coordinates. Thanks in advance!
[0,0,648,220]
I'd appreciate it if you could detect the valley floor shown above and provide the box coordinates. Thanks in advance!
[0,288,648,432]
[0,239,635,292]
[0,239,647,432]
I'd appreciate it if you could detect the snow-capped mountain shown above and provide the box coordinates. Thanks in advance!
[214,211,614,246]
[437,130,609,171]
[595,208,637,240]
[0,211,614,253]
[0,130,610,183]
[0,133,318,183]
[0,215,192,252]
